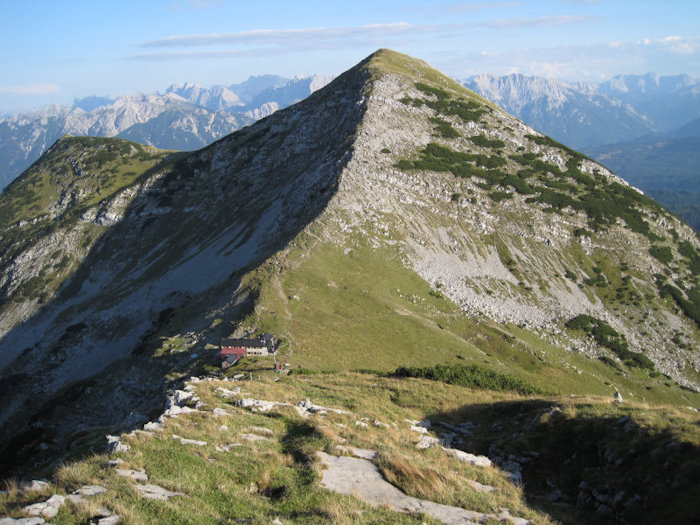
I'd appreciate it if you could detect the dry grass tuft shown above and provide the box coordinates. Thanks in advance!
[54,459,102,488]
[1,479,21,501]
[316,499,368,524]
[377,453,449,501]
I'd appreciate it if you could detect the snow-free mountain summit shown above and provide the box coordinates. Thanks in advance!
[0,49,698,481]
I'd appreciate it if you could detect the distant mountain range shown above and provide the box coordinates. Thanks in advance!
[0,74,333,189]
[462,72,700,149]
[2,70,698,230]
[462,74,654,149]
[463,72,700,230]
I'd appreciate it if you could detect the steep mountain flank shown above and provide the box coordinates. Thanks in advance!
[0,75,336,191]
[302,50,699,383]
[0,50,698,480]
[0,60,369,458]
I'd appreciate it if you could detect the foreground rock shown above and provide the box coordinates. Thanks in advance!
[21,495,65,519]
[317,452,528,525]
[135,484,183,501]
[0,518,51,524]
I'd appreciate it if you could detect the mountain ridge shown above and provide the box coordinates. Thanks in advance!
[0,48,698,483]
[462,73,657,149]
[0,75,335,190]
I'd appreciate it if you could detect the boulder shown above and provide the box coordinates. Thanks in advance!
[416,435,442,449]
[74,485,108,497]
[215,443,242,452]
[441,447,492,467]
[97,516,121,525]
[240,433,272,442]
[18,481,50,496]
[216,386,241,398]
[116,468,148,482]
[106,435,129,454]
[143,421,163,432]
[468,480,496,493]
[172,435,207,446]
[135,484,183,500]
[235,398,290,412]
[334,445,377,460]
[0,518,48,524]
[22,494,65,519]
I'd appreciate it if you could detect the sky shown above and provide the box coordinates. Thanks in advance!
[1,0,699,113]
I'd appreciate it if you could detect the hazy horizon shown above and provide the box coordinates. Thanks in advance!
[1,0,699,113]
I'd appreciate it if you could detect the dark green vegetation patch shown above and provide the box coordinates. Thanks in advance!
[678,240,700,276]
[649,245,673,265]
[395,142,507,194]
[658,281,700,329]
[429,117,460,139]
[565,315,655,370]
[469,134,506,149]
[396,134,666,237]
[400,82,487,123]
[391,363,546,395]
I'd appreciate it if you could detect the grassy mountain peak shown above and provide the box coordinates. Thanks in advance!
[0,50,698,523]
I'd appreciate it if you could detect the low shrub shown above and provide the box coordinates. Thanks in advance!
[390,364,546,395]
[565,315,654,370]
[649,245,673,265]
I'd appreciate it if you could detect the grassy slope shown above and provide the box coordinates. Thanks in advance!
[1,372,697,524]
[244,230,698,407]
[365,50,700,387]
[0,136,171,227]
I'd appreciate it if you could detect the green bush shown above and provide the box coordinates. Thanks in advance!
[677,241,700,275]
[395,143,506,184]
[468,134,506,149]
[565,314,654,370]
[489,191,513,203]
[391,364,546,395]
[429,117,460,138]
[599,355,622,371]
[660,284,700,329]
[413,82,486,122]
[649,245,674,265]
[289,368,322,375]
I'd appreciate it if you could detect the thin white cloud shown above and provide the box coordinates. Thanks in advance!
[643,35,696,55]
[140,23,421,48]
[0,83,60,94]
[486,15,600,29]
[132,49,269,61]
[133,22,461,61]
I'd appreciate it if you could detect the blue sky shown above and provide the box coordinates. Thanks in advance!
[1,0,699,113]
